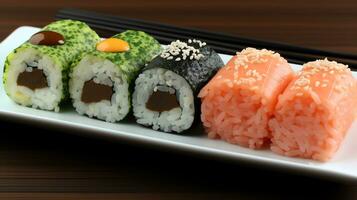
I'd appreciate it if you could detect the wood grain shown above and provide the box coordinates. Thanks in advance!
[1,0,357,199]
[1,0,357,53]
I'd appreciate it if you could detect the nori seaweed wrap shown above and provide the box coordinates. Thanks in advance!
[132,39,224,133]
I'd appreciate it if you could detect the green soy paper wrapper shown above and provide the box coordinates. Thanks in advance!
[72,30,162,84]
[3,20,100,105]
[70,30,162,118]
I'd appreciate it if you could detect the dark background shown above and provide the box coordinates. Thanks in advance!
[1,0,357,199]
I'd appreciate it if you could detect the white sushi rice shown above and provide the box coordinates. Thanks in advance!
[69,55,129,122]
[5,48,62,111]
[132,68,195,133]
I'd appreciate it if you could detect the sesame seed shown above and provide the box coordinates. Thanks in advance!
[335,85,343,92]
[303,58,349,75]
[159,40,204,61]
[296,93,303,96]
[231,48,285,87]
[233,47,283,72]
[251,86,259,91]
[292,58,351,92]
[246,69,252,76]
[234,72,239,80]
[315,81,320,87]
[227,82,233,88]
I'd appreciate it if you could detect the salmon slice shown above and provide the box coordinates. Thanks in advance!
[199,48,294,149]
[269,59,357,161]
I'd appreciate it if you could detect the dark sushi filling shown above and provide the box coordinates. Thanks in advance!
[81,79,114,103]
[17,62,48,90]
[18,30,65,91]
[146,85,180,112]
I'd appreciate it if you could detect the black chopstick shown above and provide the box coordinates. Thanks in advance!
[55,8,357,70]
[57,9,357,60]
[64,19,311,64]
[75,21,355,67]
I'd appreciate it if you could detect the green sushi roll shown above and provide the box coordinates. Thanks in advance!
[3,20,100,112]
[69,30,162,122]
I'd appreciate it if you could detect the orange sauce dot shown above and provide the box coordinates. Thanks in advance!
[96,38,130,52]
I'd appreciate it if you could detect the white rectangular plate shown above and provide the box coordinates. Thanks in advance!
[1,26,357,180]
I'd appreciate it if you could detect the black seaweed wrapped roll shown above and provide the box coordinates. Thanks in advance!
[132,39,224,133]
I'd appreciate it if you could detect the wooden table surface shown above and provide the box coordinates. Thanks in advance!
[1,0,357,199]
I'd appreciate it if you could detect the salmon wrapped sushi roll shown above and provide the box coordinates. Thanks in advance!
[269,59,357,161]
[199,48,294,149]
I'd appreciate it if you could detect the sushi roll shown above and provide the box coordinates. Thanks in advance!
[269,59,357,161]
[3,20,100,111]
[199,48,294,149]
[132,39,224,133]
[69,30,161,122]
